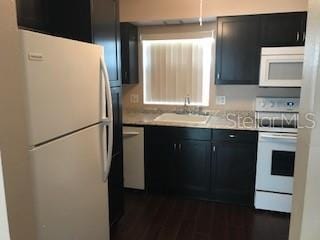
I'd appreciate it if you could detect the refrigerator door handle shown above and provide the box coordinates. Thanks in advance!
[100,58,113,182]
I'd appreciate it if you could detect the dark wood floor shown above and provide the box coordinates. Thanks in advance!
[111,191,290,240]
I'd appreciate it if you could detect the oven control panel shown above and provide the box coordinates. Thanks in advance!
[256,97,300,112]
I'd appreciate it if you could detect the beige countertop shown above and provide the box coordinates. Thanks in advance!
[123,111,258,131]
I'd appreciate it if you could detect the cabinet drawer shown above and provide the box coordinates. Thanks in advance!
[146,126,211,142]
[212,130,258,143]
[172,127,211,141]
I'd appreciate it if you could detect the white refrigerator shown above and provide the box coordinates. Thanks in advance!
[20,30,113,240]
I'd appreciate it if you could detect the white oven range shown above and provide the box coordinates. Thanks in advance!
[255,97,299,213]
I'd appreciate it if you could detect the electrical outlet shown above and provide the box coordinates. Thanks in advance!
[216,96,226,105]
[130,94,139,104]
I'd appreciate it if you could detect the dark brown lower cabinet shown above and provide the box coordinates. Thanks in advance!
[176,140,211,198]
[145,126,258,206]
[211,141,257,206]
[145,126,211,197]
[108,152,124,226]
[145,139,175,194]
[210,130,258,206]
[108,86,124,226]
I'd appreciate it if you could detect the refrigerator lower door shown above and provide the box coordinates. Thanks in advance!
[30,125,109,240]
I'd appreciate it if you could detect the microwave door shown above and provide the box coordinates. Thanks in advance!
[260,55,304,87]
[259,47,304,88]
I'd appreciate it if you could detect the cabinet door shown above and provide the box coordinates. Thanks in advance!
[108,87,124,226]
[108,152,124,226]
[261,12,307,47]
[121,23,139,84]
[16,0,48,31]
[301,13,308,45]
[216,16,261,85]
[211,142,257,206]
[176,140,211,198]
[145,140,175,193]
[47,0,92,42]
[92,0,122,87]
[111,87,123,157]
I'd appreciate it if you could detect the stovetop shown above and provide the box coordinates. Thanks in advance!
[255,97,300,133]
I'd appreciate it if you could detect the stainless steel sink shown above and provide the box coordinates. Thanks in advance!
[154,113,210,125]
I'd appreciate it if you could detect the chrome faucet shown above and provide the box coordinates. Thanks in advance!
[183,95,191,114]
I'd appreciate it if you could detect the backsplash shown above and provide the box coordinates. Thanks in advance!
[123,83,301,112]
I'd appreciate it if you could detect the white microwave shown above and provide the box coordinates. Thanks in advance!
[259,47,304,87]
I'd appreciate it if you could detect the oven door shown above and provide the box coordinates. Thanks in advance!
[256,132,297,194]
[259,47,304,87]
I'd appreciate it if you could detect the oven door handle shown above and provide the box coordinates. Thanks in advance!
[260,133,297,141]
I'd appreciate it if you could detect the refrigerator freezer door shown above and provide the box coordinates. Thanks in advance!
[30,125,109,240]
[20,30,105,146]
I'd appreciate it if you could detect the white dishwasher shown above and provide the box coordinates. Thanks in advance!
[123,126,145,190]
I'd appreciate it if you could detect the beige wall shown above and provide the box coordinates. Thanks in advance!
[123,24,300,112]
[120,0,308,22]
[289,0,320,239]
[123,83,301,112]
[0,1,36,239]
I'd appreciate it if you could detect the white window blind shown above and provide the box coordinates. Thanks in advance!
[142,34,213,106]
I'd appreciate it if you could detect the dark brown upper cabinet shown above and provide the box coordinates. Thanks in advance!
[91,0,121,87]
[121,23,139,84]
[16,0,122,87]
[216,12,307,85]
[216,15,261,85]
[260,12,307,47]
[15,0,49,32]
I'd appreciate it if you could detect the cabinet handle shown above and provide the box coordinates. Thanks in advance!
[179,144,182,151]
[217,73,220,80]
[174,143,177,151]
[229,134,236,138]
[213,145,216,152]
[303,32,306,42]
[296,32,300,42]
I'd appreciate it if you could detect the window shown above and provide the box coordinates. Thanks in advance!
[142,35,213,106]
